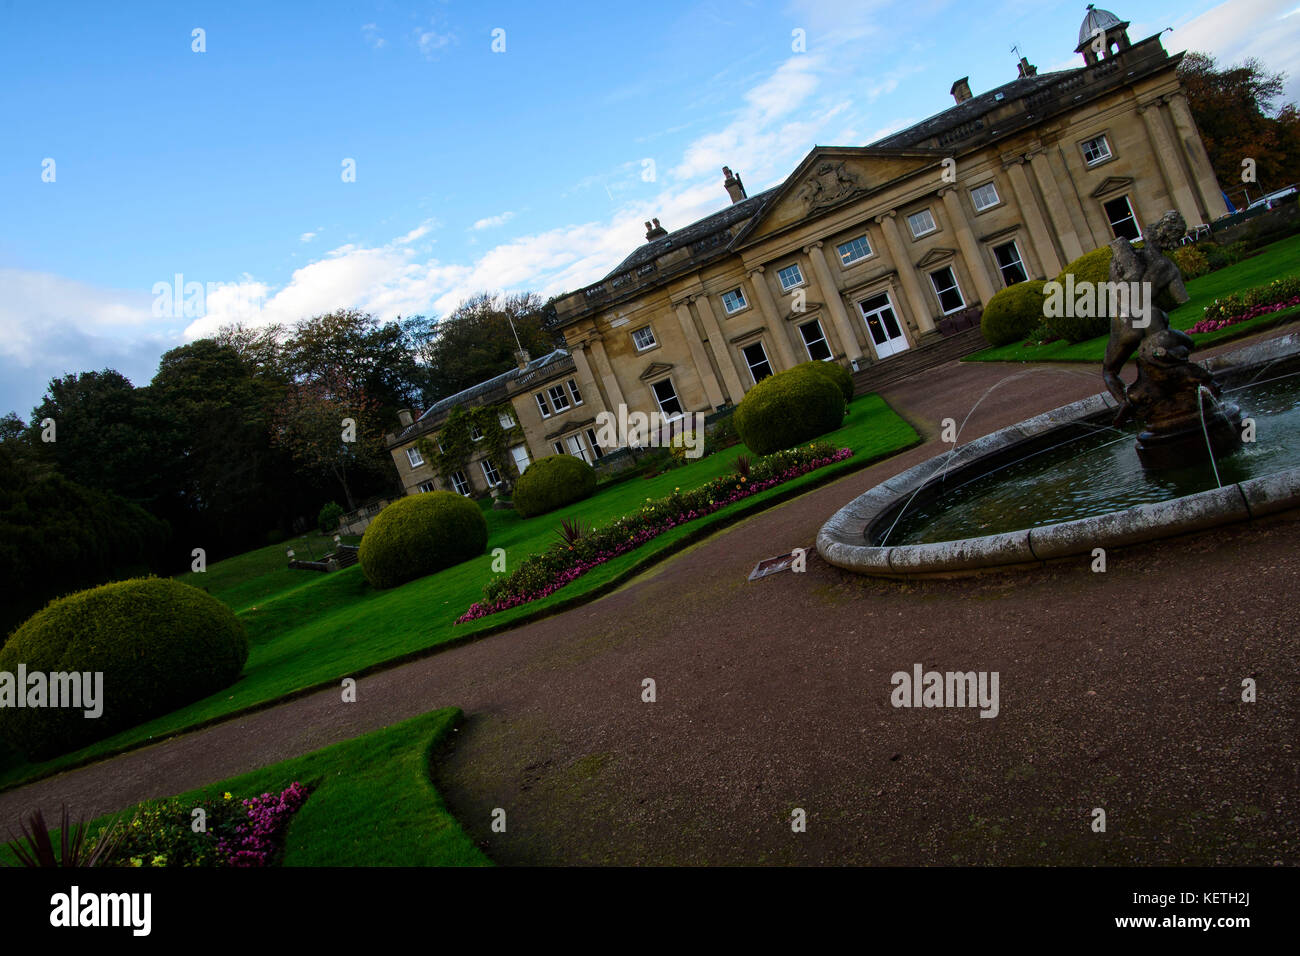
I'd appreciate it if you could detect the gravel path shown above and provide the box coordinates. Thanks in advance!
[2,336,1296,865]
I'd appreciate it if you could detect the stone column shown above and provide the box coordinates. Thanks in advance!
[875,211,936,334]
[745,266,798,371]
[940,186,998,304]
[585,335,626,413]
[1004,157,1063,275]
[1164,92,1228,222]
[1028,152,1085,263]
[1139,99,1204,229]
[673,300,726,408]
[804,241,863,362]
[693,293,747,404]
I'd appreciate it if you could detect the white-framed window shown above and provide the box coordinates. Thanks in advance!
[1081,134,1112,166]
[721,288,747,314]
[585,427,605,459]
[535,392,552,418]
[907,208,937,238]
[553,441,564,455]
[970,182,1000,212]
[993,241,1028,286]
[469,424,483,441]
[929,266,966,314]
[837,235,872,266]
[547,383,571,413]
[777,263,804,291]
[564,433,591,462]
[510,444,531,474]
[450,471,471,496]
[632,326,657,351]
[481,459,501,487]
[742,341,773,383]
[498,410,514,429]
[799,320,832,361]
[567,379,583,406]
[1103,195,1141,241]
[650,378,683,417]
[436,437,444,453]
[417,480,436,493]
[406,447,424,468]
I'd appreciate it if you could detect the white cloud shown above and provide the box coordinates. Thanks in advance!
[394,219,438,244]
[471,211,516,230]
[1163,0,1300,105]
[361,23,385,50]
[299,231,317,242]
[416,27,456,59]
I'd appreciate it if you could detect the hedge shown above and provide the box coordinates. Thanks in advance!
[511,454,597,518]
[733,365,845,456]
[358,491,488,589]
[980,280,1048,346]
[1043,246,1113,343]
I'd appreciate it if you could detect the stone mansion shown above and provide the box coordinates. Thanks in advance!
[386,6,1227,498]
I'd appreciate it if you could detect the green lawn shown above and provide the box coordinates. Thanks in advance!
[0,708,489,867]
[181,531,362,613]
[964,233,1300,363]
[0,393,919,790]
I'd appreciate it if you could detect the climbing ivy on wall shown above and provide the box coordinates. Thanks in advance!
[416,403,518,492]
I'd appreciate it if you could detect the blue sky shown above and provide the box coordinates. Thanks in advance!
[2,0,1298,416]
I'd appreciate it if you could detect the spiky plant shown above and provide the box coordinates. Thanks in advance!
[735,455,752,479]
[4,805,123,868]
[555,517,585,547]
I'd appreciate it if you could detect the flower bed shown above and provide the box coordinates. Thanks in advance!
[457,443,853,623]
[1189,277,1300,334]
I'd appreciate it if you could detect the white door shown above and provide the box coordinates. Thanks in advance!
[859,293,909,359]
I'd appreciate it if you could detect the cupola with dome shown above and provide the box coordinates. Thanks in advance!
[1075,4,1132,65]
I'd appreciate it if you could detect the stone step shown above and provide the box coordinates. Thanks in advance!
[851,327,989,394]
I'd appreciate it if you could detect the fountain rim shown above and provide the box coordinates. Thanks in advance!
[816,333,1300,578]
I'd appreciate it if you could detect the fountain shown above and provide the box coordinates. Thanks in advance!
[817,212,1300,578]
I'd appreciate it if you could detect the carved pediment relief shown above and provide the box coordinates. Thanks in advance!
[1090,176,1133,198]
[915,247,957,269]
[796,160,867,213]
[638,361,674,382]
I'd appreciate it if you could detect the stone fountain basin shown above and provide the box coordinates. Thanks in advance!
[817,334,1300,578]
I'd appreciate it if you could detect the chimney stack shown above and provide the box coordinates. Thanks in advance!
[1017,56,1037,78]
[722,166,747,203]
[397,409,414,428]
[514,349,531,371]
[645,218,668,240]
[950,77,972,104]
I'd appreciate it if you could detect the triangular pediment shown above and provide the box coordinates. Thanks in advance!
[732,145,949,249]
[638,361,674,382]
[916,247,957,269]
[1090,175,1133,198]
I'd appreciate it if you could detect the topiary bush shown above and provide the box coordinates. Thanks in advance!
[1170,246,1210,280]
[511,454,597,519]
[733,364,845,456]
[0,578,248,760]
[317,501,343,533]
[1043,246,1114,343]
[358,491,488,589]
[980,280,1048,346]
[791,359,855,403]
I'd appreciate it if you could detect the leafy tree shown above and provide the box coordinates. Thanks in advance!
[284,309,423,421]
[1179,52,1300,208]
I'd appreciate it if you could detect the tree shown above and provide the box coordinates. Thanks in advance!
[420,292,559,402]
[284,309,423,421]
[1178,52,1300,207]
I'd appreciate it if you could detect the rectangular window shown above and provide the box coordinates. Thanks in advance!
[564,433,590,462]
[585,428,605,459]
[742,342,773,383]
[632,326,657,351]
[510,444,531,474]
[481,459,502,487]
[1104,195,1141,241]
[907,209,936,238]
[970,182,1000,211]
[436,437,444,453]
[535,392,552,418]
[547,384,571,413]
[721,288,747,314]
[777,264,804,291]
[469,424,483,441]
[567,379,583,406]
[405,447,424,468]
[799,320,832,361]
[450,471,470,496]
[651,379,683,417]
[553,442,564,455]
[1081,134,1112,166]
[929,266,966,314]
[417,480,436,493]
[498,410,514,429]
[837,235,872,266]
[993,241,1028,286]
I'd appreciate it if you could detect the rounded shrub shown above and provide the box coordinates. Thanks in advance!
[1044,246,1114,343]
[318,501,343,533]
[980,280,1048,346]
[733,365,844,456]
[512,454,597,519]
[0,578,248,760]
[359,491,488,588]
[791,359,855,403]
[1170,245,1210,280]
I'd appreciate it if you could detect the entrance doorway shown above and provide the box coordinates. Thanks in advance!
[858,292,909,359]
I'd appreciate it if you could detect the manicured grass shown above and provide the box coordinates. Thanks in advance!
[964,234,1300,363]
[0,708,488,867]
[0,394,919,789]
[178,531,361,613]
